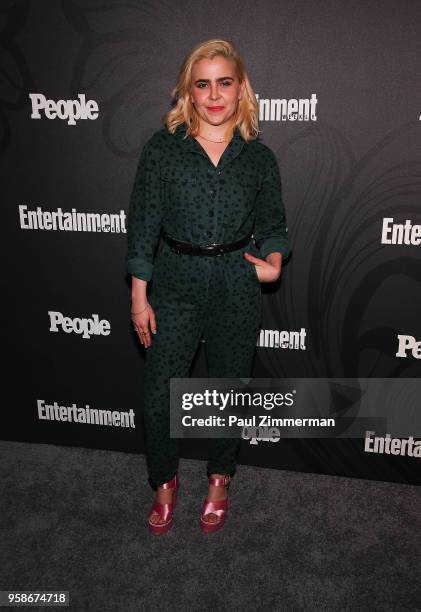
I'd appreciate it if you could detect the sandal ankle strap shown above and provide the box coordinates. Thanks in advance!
[208,474,231,487]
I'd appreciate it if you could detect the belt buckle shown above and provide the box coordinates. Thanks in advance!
[209,243,225,257]
[200,244,218,256]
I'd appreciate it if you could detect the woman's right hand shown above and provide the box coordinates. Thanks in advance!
[131,302,157,349]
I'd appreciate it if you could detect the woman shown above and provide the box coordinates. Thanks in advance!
[126,39,292,534]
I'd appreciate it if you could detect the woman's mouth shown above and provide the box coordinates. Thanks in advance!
[207,106,224,112]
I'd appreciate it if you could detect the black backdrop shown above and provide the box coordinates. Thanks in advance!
[3,0,421,485]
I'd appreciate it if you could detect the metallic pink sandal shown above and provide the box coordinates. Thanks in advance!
[148,473,179,535]
[200,474,231,533]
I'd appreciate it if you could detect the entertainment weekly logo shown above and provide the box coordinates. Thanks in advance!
[255,93,318,122]
[29,93,98,125]
[18,205,127,233]
[37,399,135,428]
[257,328,307,350]
[381,218,421,245]
[201,328,307,349]
[364,430,421,458]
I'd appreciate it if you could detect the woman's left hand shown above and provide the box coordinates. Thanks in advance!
[243,251,282,283]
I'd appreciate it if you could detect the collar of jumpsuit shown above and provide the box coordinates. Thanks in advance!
[174,122,246,171]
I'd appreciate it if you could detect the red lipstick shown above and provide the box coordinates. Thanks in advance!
[207,106,224,112]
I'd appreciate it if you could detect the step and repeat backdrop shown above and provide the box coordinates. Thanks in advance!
[3,0,421,485]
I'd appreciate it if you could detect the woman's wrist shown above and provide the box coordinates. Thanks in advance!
[131,303,150,315]
[130,298,149,314]
[131,295,148,304]
[131,276,148,302]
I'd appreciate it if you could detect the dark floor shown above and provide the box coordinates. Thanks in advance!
[1,439,420,611]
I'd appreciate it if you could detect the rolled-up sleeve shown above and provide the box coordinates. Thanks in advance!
[126,139,164,281]
[253,149,292,261]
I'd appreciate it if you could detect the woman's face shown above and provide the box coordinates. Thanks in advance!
[189,56,245,129]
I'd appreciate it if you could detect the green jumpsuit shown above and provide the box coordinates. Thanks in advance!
[126,122,292,490]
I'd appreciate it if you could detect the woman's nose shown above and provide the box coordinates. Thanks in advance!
[209,84,220,100]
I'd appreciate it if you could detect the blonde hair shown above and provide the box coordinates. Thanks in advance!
[163,39,260,143]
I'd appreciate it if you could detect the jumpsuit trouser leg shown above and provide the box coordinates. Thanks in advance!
[141,241,262,491]
[202,252,262,479]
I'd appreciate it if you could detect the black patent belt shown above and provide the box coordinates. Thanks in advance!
[162,230,253,256]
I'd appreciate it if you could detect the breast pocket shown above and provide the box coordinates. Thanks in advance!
[228,175,261,215]
[160,172,198,237]
[161,172,198,210]
[238,176,261,200]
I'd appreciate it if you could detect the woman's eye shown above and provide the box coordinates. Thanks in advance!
[195,81,232,88]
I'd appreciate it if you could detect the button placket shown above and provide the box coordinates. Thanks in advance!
[211,166,225,243]
[204,162,218,241]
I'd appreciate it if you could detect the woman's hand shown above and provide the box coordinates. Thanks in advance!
[131,276,156,348]
[243,251,282,283]
[131,302,157,349]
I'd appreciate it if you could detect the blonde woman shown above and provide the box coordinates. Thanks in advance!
[127,39,292,534]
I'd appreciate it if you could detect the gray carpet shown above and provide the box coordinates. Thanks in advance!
[1,440,420,611]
